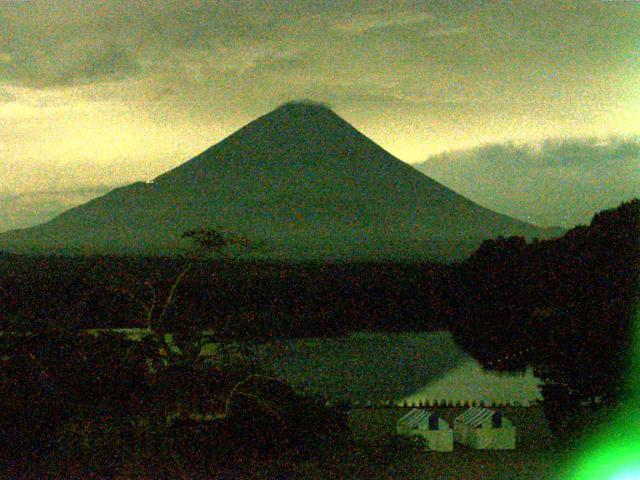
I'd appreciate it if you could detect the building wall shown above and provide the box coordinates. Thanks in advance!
[453,423,517,450]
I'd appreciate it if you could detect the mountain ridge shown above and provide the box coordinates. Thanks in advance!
[0,102,558,260]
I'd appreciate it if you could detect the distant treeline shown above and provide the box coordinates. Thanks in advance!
[445,199,639,416]
[0,256,449,338]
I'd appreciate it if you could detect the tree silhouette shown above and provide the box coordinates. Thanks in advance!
[447,199,639,436]
[150,229,252,364]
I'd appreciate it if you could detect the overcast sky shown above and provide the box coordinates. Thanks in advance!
[1,1,639,202]
[417,136,640,227]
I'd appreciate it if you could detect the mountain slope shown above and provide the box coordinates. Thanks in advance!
[0,186,116,233]
[0,102,556,260]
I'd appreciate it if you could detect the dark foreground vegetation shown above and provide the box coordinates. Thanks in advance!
[446,199,639,439]
[0,199,637,477]
[0,329,349,478]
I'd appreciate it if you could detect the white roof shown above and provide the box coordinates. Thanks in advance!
[454,407,501,427]
[398,409,446,429]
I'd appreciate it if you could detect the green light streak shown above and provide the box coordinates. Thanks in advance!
[558,304,640,480]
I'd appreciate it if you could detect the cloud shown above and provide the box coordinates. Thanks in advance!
[337,92,476,118]
[61,44,140,85]
[291,80,478,116]
[247,53,310,75]
[0,0,637,198]
[416,137,640,227]
[0,0,317,89]
[208,45,310,75]
[425,137,640,171]
[331,8,467,42]
[0,41,140,88]
[537,137,640,167]
[333,11,434,33]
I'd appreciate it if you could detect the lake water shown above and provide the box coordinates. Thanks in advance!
[252,331,542,406]
[87,328,542,405]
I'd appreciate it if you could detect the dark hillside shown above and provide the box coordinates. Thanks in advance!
[446,199,640,413]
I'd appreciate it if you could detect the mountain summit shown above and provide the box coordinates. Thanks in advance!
[0,102,555,260]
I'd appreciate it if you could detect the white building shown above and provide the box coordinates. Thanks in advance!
[453,407,516,450]
[396,409,454,452]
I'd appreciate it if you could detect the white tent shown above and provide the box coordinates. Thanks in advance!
[396,409,453,452]
[453,407,516,450]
